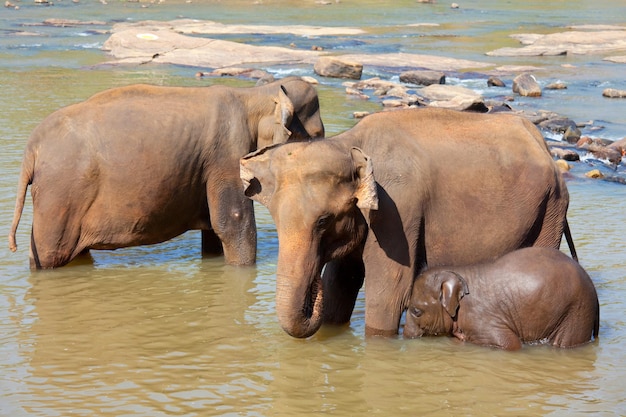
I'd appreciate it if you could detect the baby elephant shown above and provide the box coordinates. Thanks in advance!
[404,247,599,350]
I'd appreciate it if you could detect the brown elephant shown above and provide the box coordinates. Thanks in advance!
[9,77,324,269]
[404,247,599,350]
[240,107,576,338]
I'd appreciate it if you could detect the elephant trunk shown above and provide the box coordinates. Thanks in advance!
[275,268,324,339]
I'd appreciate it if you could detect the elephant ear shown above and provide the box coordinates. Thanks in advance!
[350,147,378,211]
[271,86,295,144]
[240,145,279,207]
[439,271,470,318]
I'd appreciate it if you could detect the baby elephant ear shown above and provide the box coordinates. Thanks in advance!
[439,271,469,318]
[350,147,378,211]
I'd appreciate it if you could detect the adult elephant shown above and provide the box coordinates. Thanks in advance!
[9,77,324,269]
[240,107,576,338]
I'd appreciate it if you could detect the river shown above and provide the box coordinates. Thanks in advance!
[0,1,625,416]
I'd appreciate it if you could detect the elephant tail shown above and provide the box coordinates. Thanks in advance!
[563,217,578,262]
[8,147,34,253]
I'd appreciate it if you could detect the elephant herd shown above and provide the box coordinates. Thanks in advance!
[8,77,599,350]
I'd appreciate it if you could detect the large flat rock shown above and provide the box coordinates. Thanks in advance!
[487,27,626,57]
[101,19,494,72]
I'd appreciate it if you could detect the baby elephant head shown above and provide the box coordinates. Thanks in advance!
[403,270,470,339]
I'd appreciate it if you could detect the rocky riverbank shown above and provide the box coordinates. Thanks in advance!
[11,17,626,183]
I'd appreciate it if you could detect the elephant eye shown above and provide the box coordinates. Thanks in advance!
[315,213,334,230]
[409,307,423,318]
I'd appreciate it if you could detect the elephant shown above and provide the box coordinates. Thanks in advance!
[403,247,599,350]
[8,77,324,269]
[240,107,576,338]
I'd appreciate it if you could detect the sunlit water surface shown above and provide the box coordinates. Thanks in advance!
[1,1,625,415]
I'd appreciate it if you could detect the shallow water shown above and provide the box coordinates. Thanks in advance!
[1,1,625,416]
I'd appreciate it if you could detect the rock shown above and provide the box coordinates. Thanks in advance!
[546,82,567,90]
[351,77,399,91]
[487,76,506,87]
[602,88,626,98]
[208,67,273,80]
[585,169,604,179]
[353,111,370,119]
[607,137,626,154]
[102,28,320,68]
[487,29,626,57]
[339,52,492,72]
[563,125,582,143]
[538,117,577,134]
[555,159,571,172]
[512,74,542,97]
[399,70,446,86]
[346,87,370,99]
[314,56,363,79]
[417,84,486,112]
[587,144,622,165]
[550,147,580,161]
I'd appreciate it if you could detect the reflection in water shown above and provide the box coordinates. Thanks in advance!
[18,244,602,416]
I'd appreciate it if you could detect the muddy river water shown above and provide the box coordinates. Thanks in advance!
[1,1,625,415]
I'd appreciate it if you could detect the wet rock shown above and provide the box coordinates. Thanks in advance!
[417,84,486,112]
[353,111,370,119]
[555,159,572,172]
[351,77,399,91]
[512,74,542,97]
[314,56,363,79]
[346,87,370,100]
[399,70,446,86]
[550,147,580,161]
[538,116,578,135]
[607,137,626,154]
[487,76,506,87]
[207,67,273,80]
[563,125,582,143]
[602,88,626,98]
[546,82,567,90]
[585,169,604,179]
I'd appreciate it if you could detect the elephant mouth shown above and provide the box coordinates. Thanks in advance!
[303,274,322,319]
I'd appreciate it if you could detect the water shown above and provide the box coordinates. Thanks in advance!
[1,1,625,415]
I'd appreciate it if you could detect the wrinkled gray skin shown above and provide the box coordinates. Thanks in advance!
[240,107,574,338]
[404,247,599,350]
[9,77,324,269]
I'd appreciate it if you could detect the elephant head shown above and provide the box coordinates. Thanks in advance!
[404,270,470,339]
[257,86,296,149]
[240,140,378,338]
[256,78,325,149]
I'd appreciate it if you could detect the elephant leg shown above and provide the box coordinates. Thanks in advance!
[321,251,365,325]
[201,229,224,256]
[364,258,414,337]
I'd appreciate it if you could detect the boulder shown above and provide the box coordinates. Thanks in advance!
[585,169,604,179]
[102,28,320,68]
[563,125,582,143]
[546,82,567,90]
[538,116,578,137]
[602,88,626,98]
[399,70,446,86]
[314,56,363,79]
[550,147,580,161]
[487,29,626,57]
[487,76,506,87]
[512,74,542,97]
[417,84,486,112]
